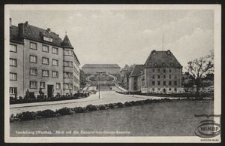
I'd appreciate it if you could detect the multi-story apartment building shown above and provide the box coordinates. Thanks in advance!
[129,50,183,94]
[9,20,80,98]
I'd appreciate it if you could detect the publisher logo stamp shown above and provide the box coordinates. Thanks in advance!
[194,114,221,138]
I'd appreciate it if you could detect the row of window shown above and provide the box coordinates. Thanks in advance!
[63,61,73,67]
[30,42,59,54]
[11,57,76,67]
[147,62,177,67]
[10,82,74,93]
[30,81,62,89]
[30,56,59,66]
[11,43,74,57]
[11,71,75,80]
[152,88,177,92]
[10,44,59,55]
[152,74,178,79]
[30,82,73,90]
[152,81,178,86]
[152,68,179,73]
[30,69,59,78]
[63,72,73,78]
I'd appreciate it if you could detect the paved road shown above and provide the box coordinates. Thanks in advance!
[10,91,171,115]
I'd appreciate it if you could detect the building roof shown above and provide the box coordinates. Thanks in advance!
[10,21,80,64]
[144,50,182,68]
[82,64,121,68]
[10,25,21,43]
[10,21,70,48]
[130,65,144,77]
[61,35,74,49]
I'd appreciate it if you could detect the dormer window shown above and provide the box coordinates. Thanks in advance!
[43,36,53,42]
[154,63,157,66]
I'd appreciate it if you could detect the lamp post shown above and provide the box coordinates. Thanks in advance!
[96,72,104,99]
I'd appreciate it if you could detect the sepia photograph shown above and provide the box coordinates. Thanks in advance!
[4,4,221,143]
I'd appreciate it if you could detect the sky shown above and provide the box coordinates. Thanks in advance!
[10,8,214,70]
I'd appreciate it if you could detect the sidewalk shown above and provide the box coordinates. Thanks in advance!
[10,91,173,115]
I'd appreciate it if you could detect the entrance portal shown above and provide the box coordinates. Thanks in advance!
[47,85,54,98]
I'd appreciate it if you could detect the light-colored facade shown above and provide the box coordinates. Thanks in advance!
[129,50,183,94]
[9,21,80,98]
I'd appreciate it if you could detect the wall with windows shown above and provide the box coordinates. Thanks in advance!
[10,43,24,98]
[23,39,64,96]
[144,67,183,93]
[63,48,78,94]
[73,53,80,92]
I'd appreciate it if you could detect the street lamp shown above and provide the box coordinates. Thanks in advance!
[96,72,105,99]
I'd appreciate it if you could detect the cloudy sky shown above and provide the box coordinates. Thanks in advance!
[10,7,214,70]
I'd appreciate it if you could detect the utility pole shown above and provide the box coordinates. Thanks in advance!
[96,72,104,99]
[162,32,164,51]
[99,73,100,99]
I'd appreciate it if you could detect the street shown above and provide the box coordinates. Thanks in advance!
[10,91,171,115]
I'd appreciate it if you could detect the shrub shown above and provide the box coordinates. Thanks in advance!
[108,103,115,109]
[74,107,86,113]
[18,111,36,121]
[143,99,152,104]
[130,101,138,106]
[136,100,144,105]
[36,109,56,118]
[98,105,106,110]
[124,102,132,107]
[86,104,97,111]
[115,102,124,108]
[56,107,73,115]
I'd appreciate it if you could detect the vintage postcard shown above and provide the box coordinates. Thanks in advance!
[4,4,221,143]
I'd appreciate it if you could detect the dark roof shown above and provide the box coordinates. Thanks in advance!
[82,64,120,68]
[61,35,73,49]
[10,22,66,47]
[130,65,144,77]
[10,25,21,43]
[144,50,182,68]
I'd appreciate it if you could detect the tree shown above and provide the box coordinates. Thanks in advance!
[187,50,214,94]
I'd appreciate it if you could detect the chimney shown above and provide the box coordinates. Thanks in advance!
[9,18,12,27]
[18,23,24,39]
[47,28,51,33]
[25,21,28,27]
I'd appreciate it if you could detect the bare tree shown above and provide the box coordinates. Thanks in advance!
[187,50,214,94]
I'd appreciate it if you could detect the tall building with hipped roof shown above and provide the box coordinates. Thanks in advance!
[129,50,183,94]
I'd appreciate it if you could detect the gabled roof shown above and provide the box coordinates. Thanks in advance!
[130,65,144,77]
[61,35,74,49]
[82,64,120,68]
[144,50,182,68]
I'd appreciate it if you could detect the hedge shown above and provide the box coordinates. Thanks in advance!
[10,92,90,105]
[10,97,212,122]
